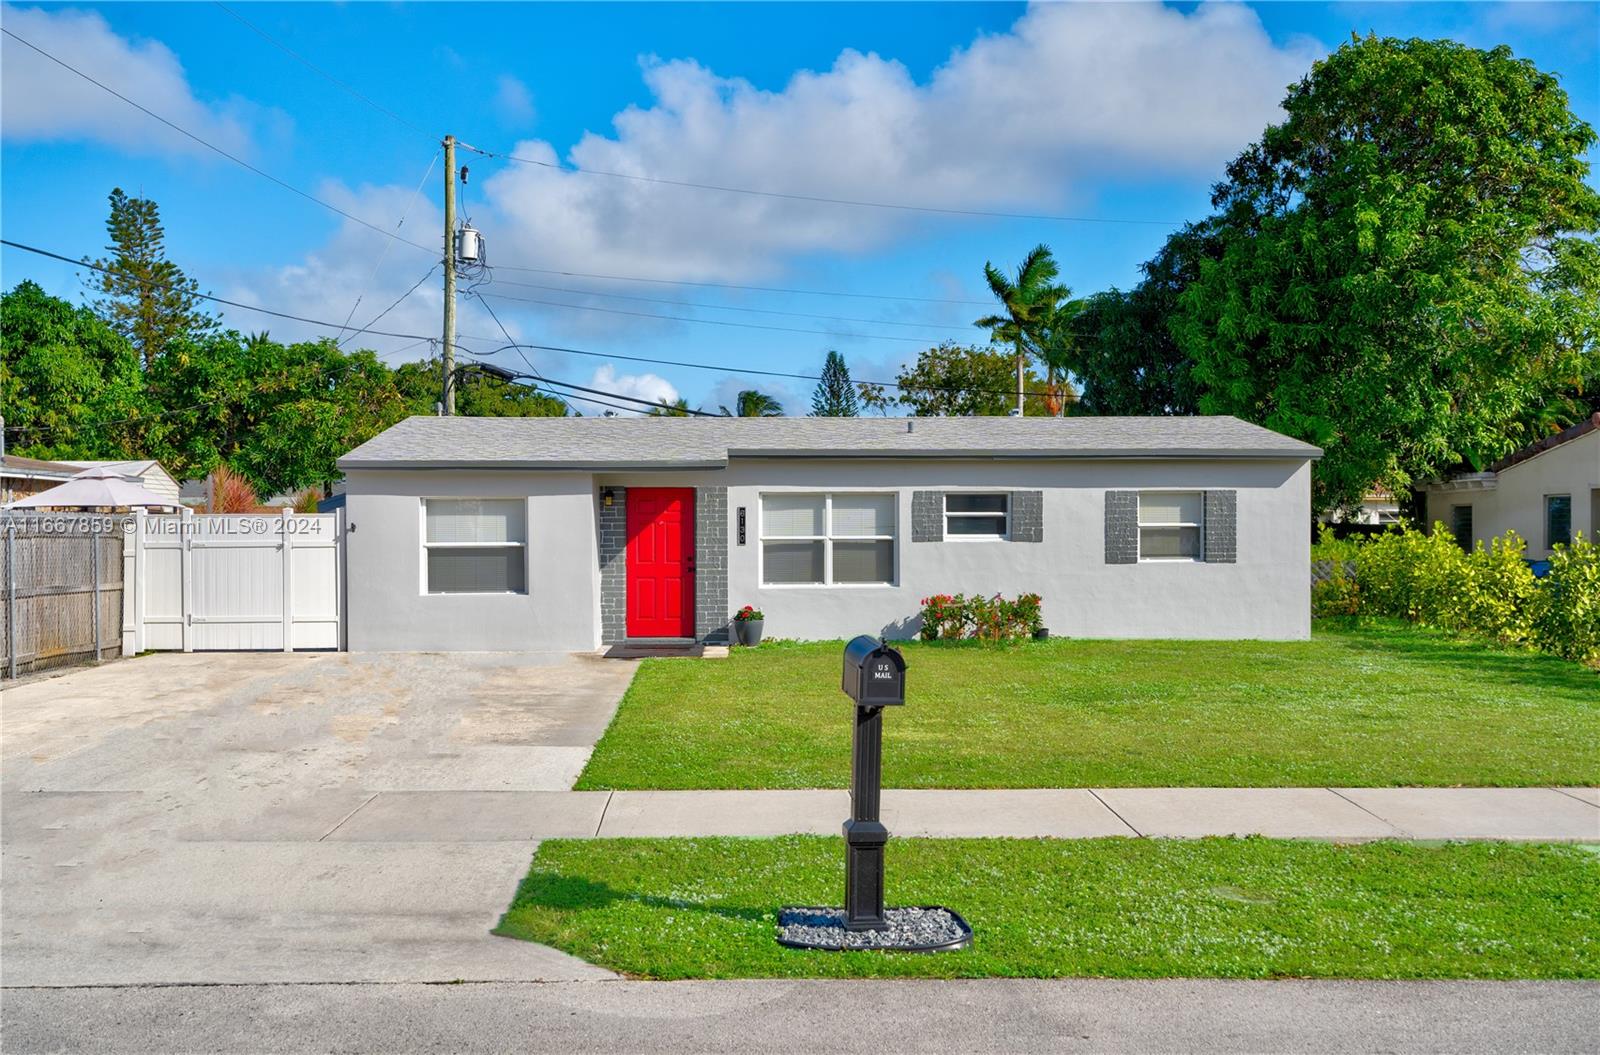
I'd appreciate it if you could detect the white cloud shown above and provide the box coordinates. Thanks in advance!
[477,2,1322,282]
[0,3,259,157]
[586,363,678,414]
[493,74,536,126]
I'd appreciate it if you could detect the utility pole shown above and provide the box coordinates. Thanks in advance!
[441,134,457,415]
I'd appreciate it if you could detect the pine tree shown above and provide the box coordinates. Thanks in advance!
[809,350,860,417]
[88,188,214,368]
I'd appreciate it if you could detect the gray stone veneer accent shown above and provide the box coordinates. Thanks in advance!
[1105,491,1139,564]
[695,486,729,643]
[1009,491,1043,543]
[598,487,627,644]
[911,491,944,542]
[1204,489,1238,564]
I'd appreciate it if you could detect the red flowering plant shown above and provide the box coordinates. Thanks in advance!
[732,605,764,622]
[917,593,966,640]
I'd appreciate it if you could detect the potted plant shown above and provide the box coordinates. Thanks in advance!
[732,605,765,646]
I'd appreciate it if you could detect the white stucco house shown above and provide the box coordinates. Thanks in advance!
[335,415,1322,651]
[1422,412,1599,559]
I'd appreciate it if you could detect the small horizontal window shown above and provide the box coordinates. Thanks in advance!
[945,493,1009,539]
[1138,491,1203,561]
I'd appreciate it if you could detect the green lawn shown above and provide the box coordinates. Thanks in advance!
[576,620,1600,789]
[496,836,1600,979]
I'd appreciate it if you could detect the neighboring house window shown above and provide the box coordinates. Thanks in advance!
[1546,494,1572,549]
[1138,491,1203,561]
[1450,505,1473,552]
[944,493,1009,539]
[423,498,526,594]
[761,493,895,585]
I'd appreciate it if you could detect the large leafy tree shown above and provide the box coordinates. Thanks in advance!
[810,350,860,416]
[720,389,784,417]
[87,188,215,368]
[894,342,1054,417]
[1,280,147,459]
[1174,36,1600,513]
[1070,227,1211,416]
[144,332,410,494]
[391,359,569,418]
[975,244,1069,415]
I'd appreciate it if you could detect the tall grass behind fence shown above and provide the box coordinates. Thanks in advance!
[1,514,126,679]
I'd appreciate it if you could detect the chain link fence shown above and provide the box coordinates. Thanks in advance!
[1,514,126,679]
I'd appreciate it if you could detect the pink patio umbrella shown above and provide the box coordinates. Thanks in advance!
[3,465,182,511]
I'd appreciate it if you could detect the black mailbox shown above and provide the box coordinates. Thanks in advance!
[841,636,906,707]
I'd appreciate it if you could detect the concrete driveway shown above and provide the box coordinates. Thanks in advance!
[1,651,635,986]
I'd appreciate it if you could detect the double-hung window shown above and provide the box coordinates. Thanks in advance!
[761,493,895,585]
[944,493,1009,539]
[423,498,527,594]
[1138,491,1203,561]
[1546,494,1572,549]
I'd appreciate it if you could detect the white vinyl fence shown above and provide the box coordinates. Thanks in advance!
[125,509,344,653]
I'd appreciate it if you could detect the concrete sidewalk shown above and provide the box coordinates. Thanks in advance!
[323,786,1600,842]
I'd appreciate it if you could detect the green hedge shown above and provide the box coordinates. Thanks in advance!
[1312,526,1599,663]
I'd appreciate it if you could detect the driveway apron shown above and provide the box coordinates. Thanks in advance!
[0,651,634,985]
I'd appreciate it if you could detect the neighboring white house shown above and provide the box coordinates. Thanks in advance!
[1320,488,1401,527]
[335,415,1321,651]
[1422,412,1600,559]
[63,460,181,504]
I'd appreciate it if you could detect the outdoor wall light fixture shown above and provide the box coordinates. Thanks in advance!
[602,488,616,507]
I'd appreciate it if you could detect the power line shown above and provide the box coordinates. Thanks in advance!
[338,264,438,349]
[476,289,936,345]
[2,239,432,341]
[337,149,442,345]
[487,263,994,307]
[0,28,437,255]
[206,3,1177,230]
[468,291,575,415]
[482,276,973,333]
[211,1,433,140]
[456,140,1180,228]
[2,238,1076,403]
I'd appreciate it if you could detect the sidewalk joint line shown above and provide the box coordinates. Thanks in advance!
[1087,789,1142,837]
[1548,787,1600,810]
[1326,788,1411,838]
[592,791,614,838]
[318,793,378,842]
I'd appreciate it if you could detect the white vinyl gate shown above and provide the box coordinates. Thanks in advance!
[124,509,343,652]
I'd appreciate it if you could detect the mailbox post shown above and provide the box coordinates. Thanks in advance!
[839,635,906,931]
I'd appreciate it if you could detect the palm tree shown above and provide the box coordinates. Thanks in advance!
[719,389,784,417]
[1036,297,1086,417]
[975,245,1068,415]
[647,397,698,416]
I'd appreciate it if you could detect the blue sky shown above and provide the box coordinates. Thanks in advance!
[3,1,1596,415]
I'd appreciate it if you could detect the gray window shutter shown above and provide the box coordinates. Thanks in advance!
[1105,491,1138,564]
[1204,490,1237,563]
[911,491,944,542]
[1009,491,1043,543]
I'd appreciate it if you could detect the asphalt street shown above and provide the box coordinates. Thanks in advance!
[6,979,1598,1054]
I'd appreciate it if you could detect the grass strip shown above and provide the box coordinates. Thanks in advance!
[497,836,1600,979]
[576,620,1600,789]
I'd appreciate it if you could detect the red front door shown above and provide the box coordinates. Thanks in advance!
[626,488,695,639]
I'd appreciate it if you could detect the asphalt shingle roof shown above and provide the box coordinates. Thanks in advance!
[339,415,1321,470]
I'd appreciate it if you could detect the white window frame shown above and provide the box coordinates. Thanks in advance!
[1137,490,1205,563]
[943,492,1010,541]
[758,492,897,588]
[419,497,529,596]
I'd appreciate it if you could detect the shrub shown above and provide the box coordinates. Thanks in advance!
[1533,535,1600,663]
[1317,523,1596,666]
[918,592,1042,642]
